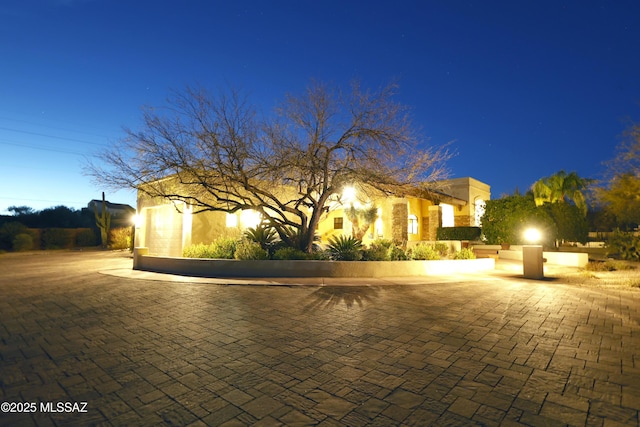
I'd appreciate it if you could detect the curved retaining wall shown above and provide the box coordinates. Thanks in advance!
[133,248,495,278]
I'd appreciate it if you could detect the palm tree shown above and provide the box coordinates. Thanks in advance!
[532,170,591,215]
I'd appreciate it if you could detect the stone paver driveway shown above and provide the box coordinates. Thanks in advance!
[0,251,639,426]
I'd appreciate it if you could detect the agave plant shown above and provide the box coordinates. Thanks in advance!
[327,235,363,261]
[244,224,278,250]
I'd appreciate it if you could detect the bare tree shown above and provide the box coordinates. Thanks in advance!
[87,81,451,252]
[595,123,640,227]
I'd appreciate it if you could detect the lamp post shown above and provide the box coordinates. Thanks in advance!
[522,228,544,279]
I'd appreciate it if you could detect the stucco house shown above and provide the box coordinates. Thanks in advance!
[135,176,490,257]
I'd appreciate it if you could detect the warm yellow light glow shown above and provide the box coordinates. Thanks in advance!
[240,209,261,229]
[524,228,541,243]
[226,213,238,227]
[132,213,142,229]
[342,186,356,202]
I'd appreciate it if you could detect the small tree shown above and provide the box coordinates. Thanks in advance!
[532,170,592,215]
[345,204,378,240]
[481,194,556,247]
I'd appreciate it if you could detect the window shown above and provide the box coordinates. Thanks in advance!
[334,217,344,229]
[408,214,418,235]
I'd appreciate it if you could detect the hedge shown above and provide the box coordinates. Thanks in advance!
[437,226,482,241]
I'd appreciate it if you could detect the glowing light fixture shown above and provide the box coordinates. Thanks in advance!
[524,228,541,243]
[342,186,356,202]
[241,209,261,229]
[132,213,142,229]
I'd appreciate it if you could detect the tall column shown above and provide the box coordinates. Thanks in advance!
[391,199,408,244]
[428,205,443,241]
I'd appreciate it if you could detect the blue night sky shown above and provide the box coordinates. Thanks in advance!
[1,0,639,214]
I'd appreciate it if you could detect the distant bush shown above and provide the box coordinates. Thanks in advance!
[453,248,476,260]
[411,243,441,260]
[13,233,33,251]
[42,228,73,249]
[437,226,482,241]
[273,247,308,260]
[587,259,636,272]
[76,229,98,247]
[234,240,269,260]
[0,222,29,250]
[109,227,132,250]
[607,229,640,261]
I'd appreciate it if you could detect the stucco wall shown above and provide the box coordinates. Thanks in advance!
[134,253,495,278]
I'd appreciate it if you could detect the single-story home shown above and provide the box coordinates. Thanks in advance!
[135,177,490,257]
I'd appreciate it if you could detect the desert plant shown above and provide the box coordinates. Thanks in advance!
[244,224,278,250]
[434,242,450,257]
[183,243,212,258]
[273,247,308,260]
[109,227,132,250]
[12,233,33,251]
[388,245,409,260]
[182,237,238,258]
[362,239,393,261]
[607,229,640,261]
[453,247,476,259]
[345,205,378,239]
[234,239,269,260]
[208,237,237,259]
[411,243,440,260]
[327,235,363,261]
[94,192,112,248]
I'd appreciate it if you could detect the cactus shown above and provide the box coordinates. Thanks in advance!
[94,192,112,248]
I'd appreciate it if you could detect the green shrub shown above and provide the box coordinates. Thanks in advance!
[434,242,450,257]
[76,228,98,247]
[13,233,33,251]
[273,247,308,260]
[0,222,29,250]
[327,235,363,261]
[234,239,269,260]
[437,226,482,241]
[109,227,132,250]
[42,228,73,249]
[183,243,212,258]
[209,237,237,259]
[389,245,408,260]
[411,243,441,260]
[453,248,476,259]
[362,239,393,261]
[607,229,640,261]
[587,259,636,272]
[183,237,238,259]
